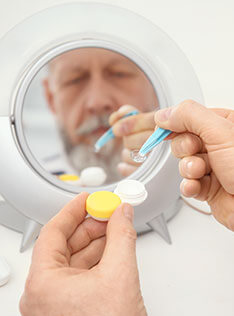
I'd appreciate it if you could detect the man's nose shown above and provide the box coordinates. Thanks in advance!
[84,77,117,114]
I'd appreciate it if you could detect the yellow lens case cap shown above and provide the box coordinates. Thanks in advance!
[58,174,80,181]
[86,191,122,219]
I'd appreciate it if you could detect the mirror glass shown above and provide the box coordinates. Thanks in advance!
[22,48,159,186]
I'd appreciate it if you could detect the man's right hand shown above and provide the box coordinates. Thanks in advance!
[154,100,234,231]
[110,105,155,177]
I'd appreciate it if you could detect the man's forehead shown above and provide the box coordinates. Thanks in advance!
[49,48,137,72]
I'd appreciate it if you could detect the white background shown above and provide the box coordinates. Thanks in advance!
[0,0,234,107]
[0,0,234,315]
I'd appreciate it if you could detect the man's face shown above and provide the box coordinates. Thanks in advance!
[44,48,158,146]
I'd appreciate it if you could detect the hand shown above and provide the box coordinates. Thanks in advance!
[154,100,234,231]
[19,193,147,316]
[110,105,155,177]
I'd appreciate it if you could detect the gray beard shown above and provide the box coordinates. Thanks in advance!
[60,128,124,184]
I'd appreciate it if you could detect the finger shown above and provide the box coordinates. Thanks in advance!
[46,192,89,239]
[211,108,234,123]
[171,133,206,158]
[180,179,201,198]
[155,100,234,194]
[112,112,155,137]
[68,217,107,255]
[194,173,234,231]
[117,162,137,177]
[163,132,178,140]
[181,176,234,231]
[193,173,234,231]
[100,203,138,275]
[179,155,209,179]
[195,153,212,174]
[109,105,138,126]
[210,190,234,231]
[121,148,141,166]
[70,236,106,269]
[123,130,152,150]
[154,100,233,146]
[32,193,89,268]
[181,173,218,202]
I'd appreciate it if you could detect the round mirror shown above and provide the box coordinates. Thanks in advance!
[0,2,203,248]
[22,47,158,187]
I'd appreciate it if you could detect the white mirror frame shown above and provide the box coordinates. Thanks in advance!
[0,3,203,250]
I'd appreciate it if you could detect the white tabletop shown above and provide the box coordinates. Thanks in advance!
[0,202,233,316]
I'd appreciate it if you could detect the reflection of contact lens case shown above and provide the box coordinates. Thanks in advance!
[58,174,80,185]
[80,167,107,186]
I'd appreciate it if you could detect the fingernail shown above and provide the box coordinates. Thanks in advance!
[118,105,135,115]
[180,179,186,195]
[186,160,193,171]
[117,162,127,171]
[227,214,234,231]
[155,108,173,122]
[117,120,133,136]
[123,203,134,222]
[120,122,130,135]
[122,148,130,156]
[180,179,198,198]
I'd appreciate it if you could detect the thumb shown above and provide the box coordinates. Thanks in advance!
[154,100,234,193]
[154,100,233,145]
[99,203,138,272]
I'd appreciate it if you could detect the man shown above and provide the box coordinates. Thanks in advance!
[43,48,158,183]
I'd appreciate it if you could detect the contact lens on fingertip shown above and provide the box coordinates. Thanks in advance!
[130,149,147,163]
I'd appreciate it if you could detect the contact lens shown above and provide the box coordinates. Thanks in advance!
[131,150,147,163]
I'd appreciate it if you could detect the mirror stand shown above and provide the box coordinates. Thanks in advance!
[0,199,42,252]
[147,214,172,244]
[0,196,182,252]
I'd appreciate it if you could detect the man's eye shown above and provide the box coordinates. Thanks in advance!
[111,72,132,78]
[64,75,88,86]
[63,78,80,86]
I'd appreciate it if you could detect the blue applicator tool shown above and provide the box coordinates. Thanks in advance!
[94,110,139,152]
[138,127,172,157]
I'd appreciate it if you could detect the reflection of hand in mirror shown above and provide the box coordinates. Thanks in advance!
[40,48,158,183]
[110,105,156,177]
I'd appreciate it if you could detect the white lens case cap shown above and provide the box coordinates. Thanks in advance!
[114,179,148,206]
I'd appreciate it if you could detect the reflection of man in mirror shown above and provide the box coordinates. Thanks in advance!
[43,48,158,183]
